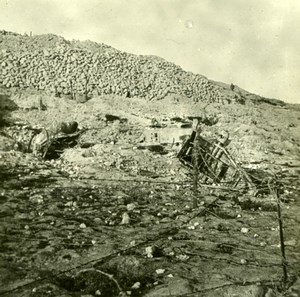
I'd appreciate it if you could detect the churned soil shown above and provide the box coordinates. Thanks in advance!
[0,86,300,296]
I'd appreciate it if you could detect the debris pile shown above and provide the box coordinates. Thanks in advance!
[177,129,273,193]
[0,30,238,102]
[29,121,83,159]
[143,118,193,145]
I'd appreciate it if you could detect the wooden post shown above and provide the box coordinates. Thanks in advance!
[275,187,288,287]
[192,125,199,208]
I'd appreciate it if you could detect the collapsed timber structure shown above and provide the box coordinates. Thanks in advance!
[177,129,271,194]
[29,121,84,159]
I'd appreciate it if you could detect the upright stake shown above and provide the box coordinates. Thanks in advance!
[192,128,199,208]
[274,186,288,287]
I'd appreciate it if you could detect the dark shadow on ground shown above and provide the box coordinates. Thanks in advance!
[0,164,59,189]
[0,91,19,127]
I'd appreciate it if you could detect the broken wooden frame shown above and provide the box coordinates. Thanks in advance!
[29,128,84,159]
[177,130,267,192]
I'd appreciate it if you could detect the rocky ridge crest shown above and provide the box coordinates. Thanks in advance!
[0,30,238,103]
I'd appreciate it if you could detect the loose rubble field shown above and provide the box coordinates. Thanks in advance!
[0,29,300,297]
[1,85,300,297]
[0,30,235,103]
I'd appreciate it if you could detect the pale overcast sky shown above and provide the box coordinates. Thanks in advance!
[0,0,299,103]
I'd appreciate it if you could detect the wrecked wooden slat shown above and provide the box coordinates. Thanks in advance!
[177,130,262,191]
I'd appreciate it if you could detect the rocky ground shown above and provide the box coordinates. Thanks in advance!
[0,27,299,297]
[0,84,300,297]
[0,30,234,103]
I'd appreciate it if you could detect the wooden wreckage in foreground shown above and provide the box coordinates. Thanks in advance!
[177,130,270,194]
[29,121,84,159]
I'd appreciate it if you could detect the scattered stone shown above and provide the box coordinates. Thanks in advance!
[93,217,103,224]
[121,212,130,225]
[0,31,234,103]
[131,282,141,289]
[155,268,165,275]
[284,239,297,246]
[29,194,44,203]
[126,203,136,211]
[260,241,267,247]
[145,246,153,258]
[79,223,87,229]
[176,254,189,261]
[130,240,136,246]
[188,225,195,230]
[240,259,248,265]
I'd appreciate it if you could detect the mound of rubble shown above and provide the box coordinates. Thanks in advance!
[0,30,239,103]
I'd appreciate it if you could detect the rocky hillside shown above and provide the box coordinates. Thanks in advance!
[0,30,241,103]
[1,30,300,297]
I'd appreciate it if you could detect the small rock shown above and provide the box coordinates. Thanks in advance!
[121,212,130,225]
[126,203,136,211]
[29,194,44,204]
[176,254,189,261]
[260,241,267,247]
[284,239,297,246]
[79,223,87,229]
[241,227,249,233]
[93,217,103,224]
[155,268,165,275]
[240,259,247,265]
[145,246,153,258]
[131,282,141,289]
